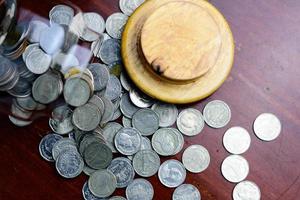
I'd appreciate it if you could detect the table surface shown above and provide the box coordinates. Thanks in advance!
[1,0,300,199]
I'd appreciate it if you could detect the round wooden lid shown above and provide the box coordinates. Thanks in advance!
[141,1,221,81]
[122,0,234,104]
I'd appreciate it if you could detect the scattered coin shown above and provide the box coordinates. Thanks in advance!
[253,113,281,141]
[223,127,251,154]
[122,116,132,127]
[107,157,135,188]
[49,4,74,26]
[81,12,105,42]
[99,96,115,125]
[177,108,204,136]
[120,93,139,118]
[39,133,63,162]
[99,39,121,65]
[8,115,33,127]
[172,184,201,200]
[104,75,122,101]
[88,63,110,91]
[129,88,154,108]
[182,145,210,173]
[82,181,103,200]
[55,149,84,178]
[83,165,97,177]
[221,155,249,183]
[126,178,154,200]
[115,127,141,155]
[151,102,178,127]
[26,48,52,74]
[132,108,159,136]
[120,71,134,91]
[203,100,231,128]
[133,150,160,177]
[88,169,117,198]
[103,122,123,153]
[22,43,39,62]
[52,138,77,160]
[232,180,261,200]
[106,12,128,39]
[158,159,186,188]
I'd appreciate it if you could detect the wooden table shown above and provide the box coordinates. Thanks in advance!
[1,0,300,199]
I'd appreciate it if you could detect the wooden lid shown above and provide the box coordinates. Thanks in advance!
[122,0,234,104]
[141,1,221,81]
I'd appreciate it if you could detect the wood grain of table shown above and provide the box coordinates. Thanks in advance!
[0,0,299,199]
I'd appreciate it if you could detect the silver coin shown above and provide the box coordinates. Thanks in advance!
[88,169,117,198]
[158,159,186,188]
[104,75,122,101]
[82,181,103,200]
[126,178,154,200]
[103,122,123,153]
[52,138,77,160]
[99,96,115,125]
[233,180,261,200]
[7,78,31,98]
[203,100,231,128]
[172,184,201,200]
[128,136,152,160]
[64,76,91,107]
[84,142,113,170]
[99,39,121,65]
[11,100,32,120]
[28,20,49,43]
[8,115,32,127]
[109,196,126,200]
[177,108,204,136]
[223,127,251,154]
[253,113,281,141]
[122,116,132,127]
[119,0,137,16]
[79,134,103,155]
[69,13,85,37]
[182,145,210,173]
[89,95,105,116]
[168,128,184,154]
[151,102,178,127]
[81,12,105,42]
[55,149,84,178]
[115,127,141,155]
[106,12,128,39]
[91,35,104,58]
[53,52,79,73]
[120,71,134,91]
[38,134,60,158]
[26,48,51,74]
[72,103,102,131]
[39,24,65,55]
[22,43,39,62]
[88,63,110,91]
[49,5,74,26]
[151,128,180,156]
[132,108,159,136]
[221,155,249,183]
[32,71,63,104]
[133,150,160,177]
[120,93,139,118]
[111,107,122,121]
[83,165,97,177]
[107,157,135,188]
[129,88,154,108]
[49,107,74,135]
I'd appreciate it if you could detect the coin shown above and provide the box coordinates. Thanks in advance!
[84,141,113,170]
[152,128,181,156]
[7,78,31,98]
[39,24,65,55]
[223,127,251,154]
[99,96,115,125]
[107,157,135,188]
[126,178,154,200]
[173,184,201,200]
[8,115,32,127]
[88,169,117,198]
[49,105,74,135]
[99,39,121,65]
[26,48,51,74]
[73,103,102,131]
[52,138,77,160]
[106,12,128,39]
[177,108,204,136]
[120,71,134,91]
[158,159,186,188]
[132,108,159,136]
[182,145,210,173]
[114,127,141,155]
[120,93,139,118]
[109,196,126,200]
[83,165,97,177]
[253,113,281,141]
[233,180,261,200]
[39,133,63,162]
[151,102,178,127]
[81,12,105,42]
[221,155,249,183]
[22,43,39,62]
[55,149,84,178]
[82,181,103,200]
[129,88,154,108]
[119,0,145,16]
[88,95,105,116]
[203,100,231,128]
[122,116,132,127]
[128,136,152,160]
[28,20,49,43]
[103,122,123,153]
[49,5,74,26]
[104,75,122,101]
[88,63,110,91]
[133,150,160,177]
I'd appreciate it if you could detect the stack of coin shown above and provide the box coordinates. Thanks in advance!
[0,55,19,92]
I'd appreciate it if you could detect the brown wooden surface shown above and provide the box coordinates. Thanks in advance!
[1,0,300,199]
